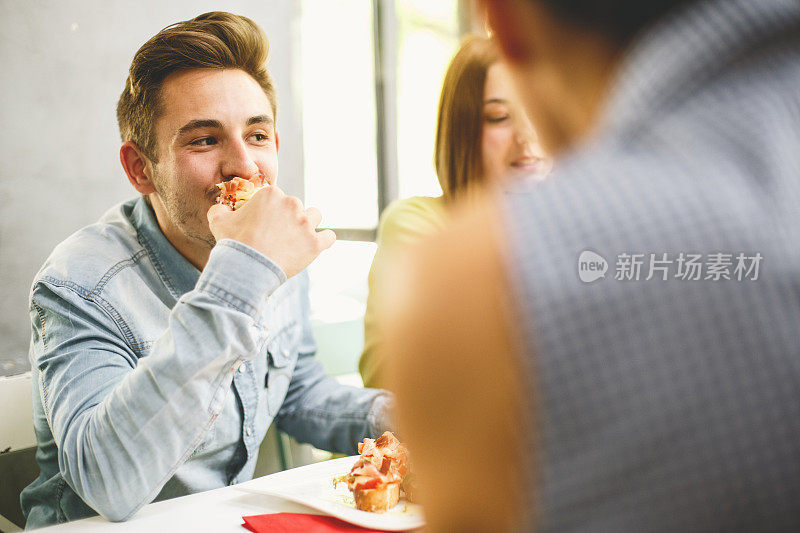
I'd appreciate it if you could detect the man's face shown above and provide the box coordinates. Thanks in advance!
[148,68,278,251]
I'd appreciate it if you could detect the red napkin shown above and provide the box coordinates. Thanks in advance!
[241,513,386,532]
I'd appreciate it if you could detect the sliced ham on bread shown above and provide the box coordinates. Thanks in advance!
[335,431,412,513]
[353,483,400,513]
[215,174,266,210]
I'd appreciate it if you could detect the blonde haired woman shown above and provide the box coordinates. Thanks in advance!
[359,36,549,388]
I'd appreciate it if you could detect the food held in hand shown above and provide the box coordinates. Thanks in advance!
[334,431,413,513]
[216,174,266,210]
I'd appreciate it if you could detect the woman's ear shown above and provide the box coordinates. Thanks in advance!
[120,141,156,194]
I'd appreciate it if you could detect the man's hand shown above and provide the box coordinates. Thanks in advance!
[207,185,336,278]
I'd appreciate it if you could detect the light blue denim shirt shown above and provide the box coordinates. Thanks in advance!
[21,197,392,528]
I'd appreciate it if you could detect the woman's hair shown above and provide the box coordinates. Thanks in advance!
[116,11,276,163]
[434,36,500,200]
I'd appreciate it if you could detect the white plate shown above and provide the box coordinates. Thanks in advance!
[235,456,424,531]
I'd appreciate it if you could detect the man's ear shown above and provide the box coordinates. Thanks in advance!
[275,130,280,153]
[481,0,537,64]
[120,141,156,194]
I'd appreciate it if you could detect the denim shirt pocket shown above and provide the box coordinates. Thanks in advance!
[265,321,300,417]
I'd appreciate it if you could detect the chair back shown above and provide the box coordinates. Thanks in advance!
[0,372,38,531]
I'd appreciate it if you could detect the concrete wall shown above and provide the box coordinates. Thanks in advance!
[0,1,304,375]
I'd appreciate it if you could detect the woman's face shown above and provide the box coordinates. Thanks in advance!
[481,62,550,184]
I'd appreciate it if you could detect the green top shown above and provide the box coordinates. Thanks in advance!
[359,196,448,388]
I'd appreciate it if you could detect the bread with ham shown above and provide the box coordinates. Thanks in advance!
[335,431,412,513]
[215,174,266,210]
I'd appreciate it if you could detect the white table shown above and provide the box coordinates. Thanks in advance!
[35,465,328,532]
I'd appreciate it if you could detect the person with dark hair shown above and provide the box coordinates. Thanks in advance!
[384,0,800,531]
[359,36,549,388]
[21,12,393,528]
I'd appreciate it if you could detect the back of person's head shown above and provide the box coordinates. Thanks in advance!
[434,36,499,200]
[531,0,697,45]
[116,11,276,163]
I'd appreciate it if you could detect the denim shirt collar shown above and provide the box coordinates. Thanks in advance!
[131,197,200,300]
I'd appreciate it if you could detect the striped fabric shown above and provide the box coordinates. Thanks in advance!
[502,0,800,530]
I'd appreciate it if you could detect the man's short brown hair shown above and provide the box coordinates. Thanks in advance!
[116,11,277,163]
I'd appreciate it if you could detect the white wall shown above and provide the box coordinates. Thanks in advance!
[0,1,304,375]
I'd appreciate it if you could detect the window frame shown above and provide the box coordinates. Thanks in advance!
[322,0,477,242]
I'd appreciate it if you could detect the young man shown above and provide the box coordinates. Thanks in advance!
[21,12,392,528]
[385,0,800,531]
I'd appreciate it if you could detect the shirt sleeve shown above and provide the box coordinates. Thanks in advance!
[31,239,283,522]
[274,270,394,454]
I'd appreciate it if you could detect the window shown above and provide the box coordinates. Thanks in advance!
[395,0,461,199]
[301,1,470,365]
[300,0,464,241]
[300,0,380,235]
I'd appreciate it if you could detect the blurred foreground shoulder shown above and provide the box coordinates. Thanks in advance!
[382,192,533,532]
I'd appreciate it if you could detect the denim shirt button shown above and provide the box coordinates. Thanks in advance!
[245,427,252,437]
[238,364,246,374]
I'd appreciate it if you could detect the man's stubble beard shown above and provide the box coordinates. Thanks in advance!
[152,169,217,250]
